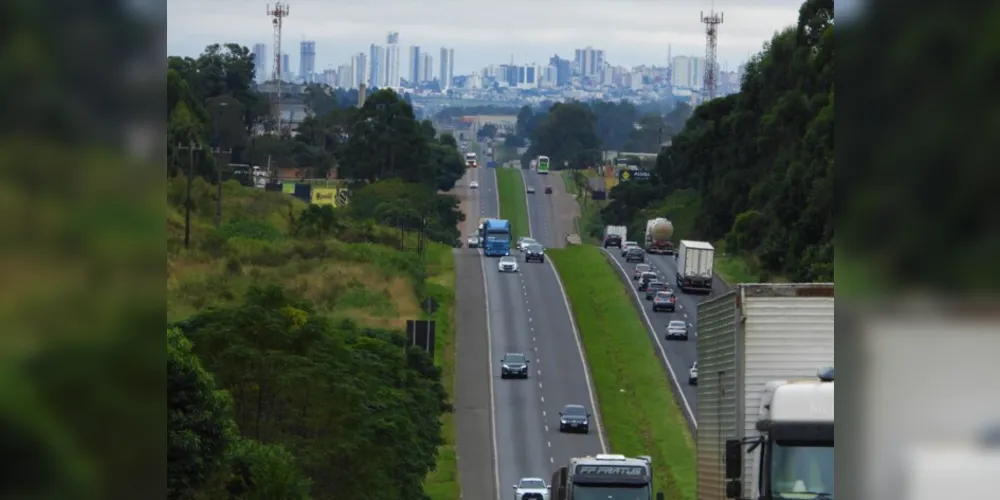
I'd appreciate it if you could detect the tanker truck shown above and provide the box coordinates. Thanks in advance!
[644,218,674,254]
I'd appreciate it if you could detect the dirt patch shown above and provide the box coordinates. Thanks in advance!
[549,172,583,247]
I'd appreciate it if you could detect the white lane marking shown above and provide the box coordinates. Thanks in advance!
[550,457,554,463]
[479,244,503,500]
[541,396,545,403]
[601,248,697,427]
[547,441,552,448]
[542,410,546,417]
[539,382,543,389]
[521,170,609,453]
[545,425,549,432]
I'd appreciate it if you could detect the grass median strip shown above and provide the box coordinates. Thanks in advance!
[495,168,529,240]
[549,245,695,500]
[423,245,459,500]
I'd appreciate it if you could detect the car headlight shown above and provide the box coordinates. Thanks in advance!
[502,364,509,369]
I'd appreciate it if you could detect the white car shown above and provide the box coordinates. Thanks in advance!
[498,256,519,273]
[470,180,479,189]
[517,237,538,252]
[666,320,689,341]
[526,185,535,194]
[621,241,638,256]
[689,362,698,385]
[513,477,549,500]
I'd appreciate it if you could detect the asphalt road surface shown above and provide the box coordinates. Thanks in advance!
[479,166,606,499]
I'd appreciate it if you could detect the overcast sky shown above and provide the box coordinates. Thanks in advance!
[168,0,804,74]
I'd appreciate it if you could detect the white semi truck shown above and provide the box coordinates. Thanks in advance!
[644,218,675,254]
[675,240,715,293]
[696,283,835,500]
[550,454,663,500]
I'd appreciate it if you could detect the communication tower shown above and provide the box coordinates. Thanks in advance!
[266,3,290,133]
[700,8,723,100]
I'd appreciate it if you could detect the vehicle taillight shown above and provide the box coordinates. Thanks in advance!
[670,297,676,302]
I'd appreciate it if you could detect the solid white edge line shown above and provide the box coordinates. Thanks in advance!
[520,168,609,454]
[601,248,698,427]
[480,167,503,500]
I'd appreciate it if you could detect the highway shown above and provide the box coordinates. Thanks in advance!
[601,244,730,432]
[477,164,606,499]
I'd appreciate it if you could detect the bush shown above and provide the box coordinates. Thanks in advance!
[223,437,311,500]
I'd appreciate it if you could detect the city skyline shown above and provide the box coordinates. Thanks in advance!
[167,0,802,73]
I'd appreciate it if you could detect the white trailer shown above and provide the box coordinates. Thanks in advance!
[675,240,715,293]
[696,283,835,500]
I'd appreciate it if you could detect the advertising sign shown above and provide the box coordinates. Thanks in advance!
[282,182,295,194]
[311,187,339,206]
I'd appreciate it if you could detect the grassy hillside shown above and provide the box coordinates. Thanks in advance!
[166,175,459,499]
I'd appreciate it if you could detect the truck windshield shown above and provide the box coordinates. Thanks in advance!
[770,440,834,499]
[486,231,510,242]
[570,484,650,500]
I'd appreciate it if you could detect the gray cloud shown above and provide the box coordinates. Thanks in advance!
[169,0,801,71]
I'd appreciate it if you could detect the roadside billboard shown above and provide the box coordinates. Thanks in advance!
[311,187,338,206]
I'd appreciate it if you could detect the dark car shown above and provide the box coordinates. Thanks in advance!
[644,281,667,300]
[603,234,622,248]
[544,186,553,194]
[500,353,529,379]
[625,246,645,263]
[525,244,545,263]
[638,272,658,291]
[558,404,591,433]
[652,291,677,312]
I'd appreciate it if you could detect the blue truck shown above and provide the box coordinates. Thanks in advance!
[480,218,512,256]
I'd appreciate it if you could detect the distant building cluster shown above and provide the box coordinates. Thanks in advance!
[247,33,747,110]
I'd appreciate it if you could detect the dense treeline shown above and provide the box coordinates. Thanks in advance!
[603,0,833,281]
[168,43,464,500]
[170,286,448,500]
[502,100,692,166]
[168,44,466,194]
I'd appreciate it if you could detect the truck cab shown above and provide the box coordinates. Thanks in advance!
[724,367,834,500]
[550,454,664,500]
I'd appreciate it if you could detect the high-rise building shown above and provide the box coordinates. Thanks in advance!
[299,41,316,83]
[408,46,421,85]
[337,63,352,89]
[574,47,605,77]
[670,55,706,89]
[439,48,454,90]
[351,52,369,89]
[282,53,291,81]
[421,53,434,83]
[386,32,401,88]
[252,43,268,82]
[548,55,570,86]
[369,44,386,88]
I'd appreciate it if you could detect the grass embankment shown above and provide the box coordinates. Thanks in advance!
[549,246,695,500]
[495,168,530,239]
[423,244,459,500]
[167,176,460,500]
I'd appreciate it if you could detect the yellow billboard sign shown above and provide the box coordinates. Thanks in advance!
[311,187,339,206]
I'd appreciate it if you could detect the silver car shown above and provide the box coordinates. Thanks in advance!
[666,320,688,340]
[513,477,549,500]
[467,234,481,248]
[517,237,538,252]
[689,362,698,385]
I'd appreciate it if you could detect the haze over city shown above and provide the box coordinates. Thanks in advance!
[168,0,802,72]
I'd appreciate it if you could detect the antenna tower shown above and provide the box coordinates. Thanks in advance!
[700,8,723,100]
[266,3,290,133]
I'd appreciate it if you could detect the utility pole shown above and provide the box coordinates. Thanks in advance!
[176,141,203,249]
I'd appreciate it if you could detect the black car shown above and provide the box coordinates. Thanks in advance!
[500,353,529,379]
[525,244,545,263]
[558,404,591,433]
[625,247,645,263]
[603,234,622,248]
[544,186,553,194]
[638,272,658,291]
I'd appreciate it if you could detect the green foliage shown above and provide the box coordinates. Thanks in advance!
[605,0,833,282]
[168,328,235,499]
[223,437,312,500]
[183,285,448,500]
[348,178,463,245]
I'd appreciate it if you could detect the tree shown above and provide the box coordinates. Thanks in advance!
[528,102,601,170]
[168,328,235,499]
[477,123,498,140]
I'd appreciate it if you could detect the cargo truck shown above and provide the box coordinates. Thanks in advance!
[676,240,715,294]
[644,218,675,254]
[603,225,627,248]
[550,454,664,500]
[696,283,835,500]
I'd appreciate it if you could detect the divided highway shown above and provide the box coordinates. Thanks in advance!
[479,166,606,499]
[601,245,730,431]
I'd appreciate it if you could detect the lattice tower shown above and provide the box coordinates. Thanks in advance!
[701,9,723,100]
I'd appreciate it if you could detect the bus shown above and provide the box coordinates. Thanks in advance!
[465,152,477,168]
[537,155,550,174]
[480,219,512,256]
